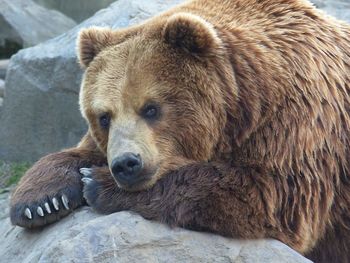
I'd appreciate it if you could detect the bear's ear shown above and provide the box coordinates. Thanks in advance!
[77,27,116,68]
[162,13,222,56]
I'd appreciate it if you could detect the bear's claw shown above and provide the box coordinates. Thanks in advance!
[52,197,60,211]
[10,153,90,228]
[13,166,104,228]
[37,206,44,217]
[80,167,99,208]
[24,208,32,219]
[61,194,70,210]
[44,202,52,214]
[81,177,93,184]
[80,168,93,177]
[22,194,70,220]
[80,168,94,185]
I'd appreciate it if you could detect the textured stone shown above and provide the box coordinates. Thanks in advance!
[0,0,184,162]
[34,0,117,23]
[0,0,76,50]
[311,0,350,22]
[0,209,311,263]
[0,79,4,97]
[0,189,11,220]
[0,59,9,79]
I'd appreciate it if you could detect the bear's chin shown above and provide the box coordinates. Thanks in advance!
[113,168,159,192]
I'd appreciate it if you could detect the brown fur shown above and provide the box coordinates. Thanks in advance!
[10,0,350,262]
[10,133,107,228]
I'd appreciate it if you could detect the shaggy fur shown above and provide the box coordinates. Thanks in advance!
[10,134,107,228]
[10,0,350,262]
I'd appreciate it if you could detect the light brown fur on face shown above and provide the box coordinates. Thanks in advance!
[79,24,229,190]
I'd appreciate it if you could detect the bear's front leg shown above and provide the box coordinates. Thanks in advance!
[81,164,274,234]
[81,163,323,253]
[82,162,321,254]
[10,133,107,228]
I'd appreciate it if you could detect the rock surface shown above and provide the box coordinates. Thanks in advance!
[34,0,117,23]
[0,189,11,220]
[0,0,76,58]
[0,0,183,162]
[0,79,4,98]
[0,207,311,263]
[311,0,350,22]
[0,59,9,79]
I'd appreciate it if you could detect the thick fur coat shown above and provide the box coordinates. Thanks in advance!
[10,1,350,262]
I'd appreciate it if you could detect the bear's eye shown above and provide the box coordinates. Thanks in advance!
[99,113,110,129]
[141,103,160,121]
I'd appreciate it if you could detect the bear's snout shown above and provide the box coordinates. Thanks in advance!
[111,152,144,186]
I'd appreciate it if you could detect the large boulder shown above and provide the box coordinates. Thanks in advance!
[0,206,311,263]
[0,0,184,162]
[34,0,117,23]
[0,0,76,58]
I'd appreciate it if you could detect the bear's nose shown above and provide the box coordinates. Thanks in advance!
[111,152,143,184]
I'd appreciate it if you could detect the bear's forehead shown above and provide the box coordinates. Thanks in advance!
[86,40,196,88]
[81,34,212,117]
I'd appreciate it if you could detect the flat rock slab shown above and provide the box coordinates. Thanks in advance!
[0,208,311,263]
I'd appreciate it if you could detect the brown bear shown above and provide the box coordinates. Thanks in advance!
[9,0,350,262]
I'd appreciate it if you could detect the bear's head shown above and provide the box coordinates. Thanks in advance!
[78,13,238,191]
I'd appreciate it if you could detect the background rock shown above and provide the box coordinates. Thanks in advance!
[0,0,183,162]
[0,0,76,58]
[0,209,311,263]
[311,0,350,22]
[0,79,4,97]
[33,0,117,23]
[0,59,9,79]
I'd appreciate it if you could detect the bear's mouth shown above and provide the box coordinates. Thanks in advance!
[112,166,158,192]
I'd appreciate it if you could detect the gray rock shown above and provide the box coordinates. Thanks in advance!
[0,0,76,57]
[0,59,9,79]
[0,209,311,263]
[0,189,11,220]
[0,0,184,162]
[0,79,4,97]
[34,0,117,23]
[311,0,350,22]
